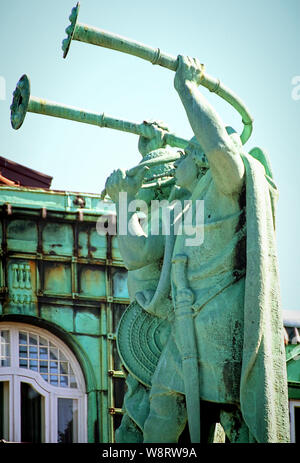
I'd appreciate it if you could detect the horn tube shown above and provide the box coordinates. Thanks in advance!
[10,74,193,200]
[62,2,253,145]
[10,74,204,158]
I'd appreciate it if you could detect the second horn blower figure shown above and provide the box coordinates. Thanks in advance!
[106,55,290,443]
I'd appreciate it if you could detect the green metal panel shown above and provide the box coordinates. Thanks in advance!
[79,265,106,298]
[7,219,38,253]
[43,262,72,295]
[112,269,129,299]
[111,236,123,262]
[40,305,74,332]
[78,226,107,259]
[90,229,107,260]
[42,222,74,256]
[0,185,128,443]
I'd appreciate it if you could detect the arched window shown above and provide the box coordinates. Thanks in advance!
[0,322,87,443]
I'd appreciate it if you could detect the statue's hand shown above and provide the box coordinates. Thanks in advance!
[138,120,170,157]
[174,55,205,91]
[105,166,148,203]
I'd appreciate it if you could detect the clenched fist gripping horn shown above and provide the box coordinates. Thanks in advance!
[62,2,253,145]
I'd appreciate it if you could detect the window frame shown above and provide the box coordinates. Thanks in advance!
[0,322,87,443]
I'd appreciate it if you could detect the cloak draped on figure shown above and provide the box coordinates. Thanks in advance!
[135,151,290,442]
[239,153,290,442]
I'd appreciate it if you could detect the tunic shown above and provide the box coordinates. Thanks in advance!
[151,169,246,404]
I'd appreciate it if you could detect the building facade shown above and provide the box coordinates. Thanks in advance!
[0,185,127,443]
[0,184,300,443]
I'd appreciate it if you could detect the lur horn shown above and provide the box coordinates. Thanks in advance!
[62,2,253,145]
[10,74,204,158]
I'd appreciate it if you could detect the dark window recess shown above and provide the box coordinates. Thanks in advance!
[21,382,42,443]
[113,341,123,371]
[113,377,126,409]
[295,406,300,442]
[0,382,4,440]
[112,304,126,370]
[113,413,123,433]
[112,304,126,333]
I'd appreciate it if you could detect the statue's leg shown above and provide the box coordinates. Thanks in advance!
[143,386,187,443]
[219,405,252,443]
[115,373,150,442]
[115,413,143,443]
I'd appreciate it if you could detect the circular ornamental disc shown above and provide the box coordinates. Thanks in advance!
[116,301,171,387]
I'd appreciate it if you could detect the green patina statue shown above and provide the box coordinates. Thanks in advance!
[9,3,290,443]
[109,122,179,442]
[105,55,290,443]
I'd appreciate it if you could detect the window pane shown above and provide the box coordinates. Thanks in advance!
[29,346,38,359]
[50,361,58,374]
[60,376,69,388]
[39,361,48,373]
[60,352,67,362]
[19,359,28,368]
[19,332,27,344]
[0,382,9,441]
[18,330,78,389]
[0,330,10,367]
[29,334,38,345]
[57,398,78,443]
[21,382,42,443]
[70,375,77,389]
[19,345,28,358]
[60,362,68,374]
[50,348,58,360]
[29,360,38,372]
[39,347,48,359]
[50,375,58,386]
[39,336,48,346]
[0,331,9,344]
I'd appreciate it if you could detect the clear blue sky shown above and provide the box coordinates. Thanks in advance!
[0,0,299,310]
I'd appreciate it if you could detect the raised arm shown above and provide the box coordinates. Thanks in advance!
[174,56,245,195]
[105,167,164,270]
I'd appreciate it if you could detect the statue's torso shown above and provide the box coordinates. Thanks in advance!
[153,172,246,404]
[172,172,246,309]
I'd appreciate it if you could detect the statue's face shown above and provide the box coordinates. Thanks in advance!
[174,152,199,191]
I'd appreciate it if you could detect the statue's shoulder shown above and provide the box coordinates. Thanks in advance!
[246,147,274,179]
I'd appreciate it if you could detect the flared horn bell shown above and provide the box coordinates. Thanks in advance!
[62,2,80,59]
[10,74,31,130]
